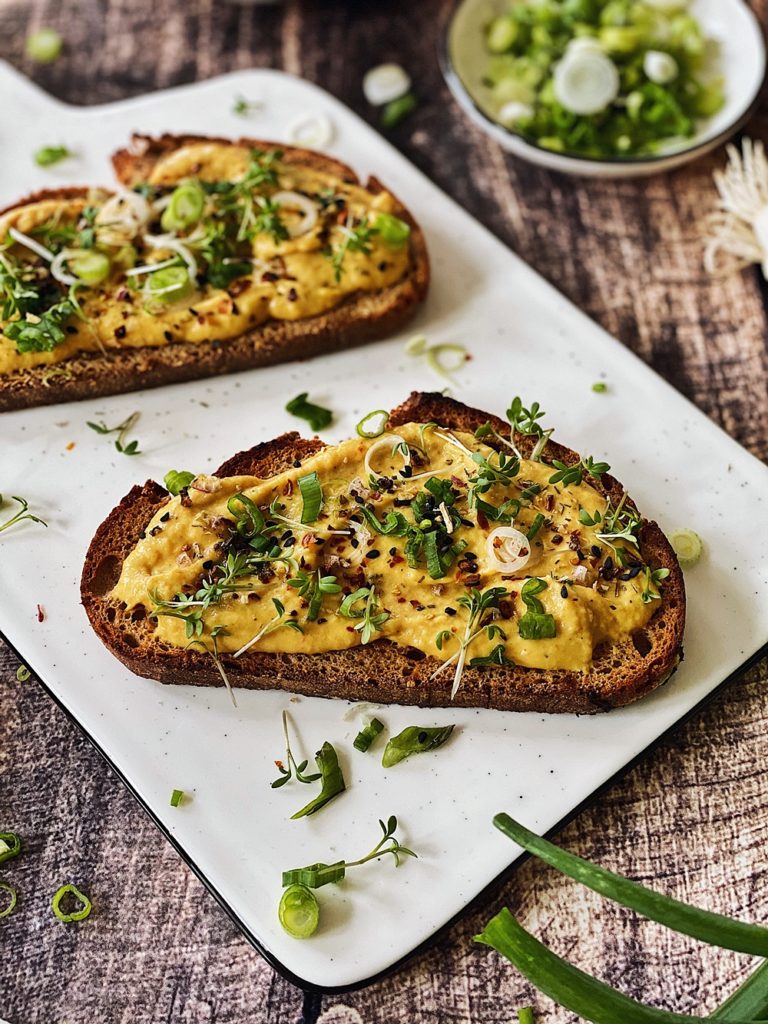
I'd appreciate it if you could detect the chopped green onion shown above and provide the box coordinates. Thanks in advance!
[69,249,110,286]
[374,212,411,248]
[518,1010,535,1024]
[285,392,333,432]
[353,717,384,753]
[34,145,73,167]
[356,409,389,438]
[405,334,428,355]
[147,264,192,302]
[476,908,758,1024]
[164,469,195,495]
[0,883,18,919]
[291,742,346,819]
[170,789,184,807]
[487,15,521,54]
[526,513,545,542]
[282,861,346,889]
[493,815,768,957]
[0,831,22,864]
[592,381,608,393]
[382,725,454,768]
[712,959,768,1020]
[423,531,444,579]
[15,665,30,682]
[227,492,265,537]
[51,883,92,923]
[279,883,320,939]
[161,182,206,232]
[25,27,63,63]
[298,471,323,524]
[669,528,703,568]
[425,343,468,382]
[380,92,417,130]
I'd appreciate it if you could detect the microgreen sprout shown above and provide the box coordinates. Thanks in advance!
[338,585,390,644]
[328,215,378,282]
[87,411,141,456]
[232,95,263,117]
[290,741,346,819]
[187,624,238,707]
[287,569,342,622]
[232,598,303,659]
[0,495,47,534]
[518,578,556,641]
[282,816,417,889]
[271,710,322,788]
[549,455,610,487]
[431,586,508,698]
[641,567,670,604]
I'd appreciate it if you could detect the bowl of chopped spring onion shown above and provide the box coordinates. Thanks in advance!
[442,0,766,177]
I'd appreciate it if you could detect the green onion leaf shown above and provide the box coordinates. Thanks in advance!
[423,531,445,579]
[592,381,608,393]
[164,469,195,495]
[291,742,346,819]
[285,392,333,432]
[494,815,768,957]
[25,27,63,63]
[298,471,323,524]
[51,883,92,923]
[518,1010,535,1024]
[34,145,73,167]
[526,513,545,541]
[282,861,346,889]
[278,883,320,938]
[380,92,417,129]
[382,725,454,768]
[170,789,184,807]
[356,409,389,438]
[0,882,18,919]
[374,212,411,248]
[353,717,385,753]
[0,831,22,864]
[227,493,265,537]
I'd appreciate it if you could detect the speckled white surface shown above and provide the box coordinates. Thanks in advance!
[1,64,768,990]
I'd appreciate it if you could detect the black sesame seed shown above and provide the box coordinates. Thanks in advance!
[163,330,173,342]
[389,547,397,556]
[203,560,214,570]
[444,607,457,616]
[591,545,601,557]
[560,584,568,599]
[293,459,302,468]
[367,549,381,559]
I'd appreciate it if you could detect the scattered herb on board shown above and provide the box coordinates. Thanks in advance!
[15,665,30,682]
[285,393,333,432]
[382,725,455,767]
[232,95,263,117]
[34,145,73,167]
[592,381,608,393]
[87,411,141,456]
[0,831,22,864]
[353,717,385,753]
[290,742,346,819]
[271,710,322,789]
[170,789,184,807]
[0,495,48,534]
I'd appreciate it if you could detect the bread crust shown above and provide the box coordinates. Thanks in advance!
[0,135,429,412]
[81,394,686,714]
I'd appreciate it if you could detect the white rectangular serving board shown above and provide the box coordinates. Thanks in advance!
[1,64,767,990]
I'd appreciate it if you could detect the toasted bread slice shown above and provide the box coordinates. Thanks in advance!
[0,136,429,411]
[81,393,685,714]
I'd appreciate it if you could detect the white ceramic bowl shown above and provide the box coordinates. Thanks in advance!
[442,0,766,178]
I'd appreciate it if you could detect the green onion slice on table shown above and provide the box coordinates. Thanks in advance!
[0,882,18,919]
[279,883,320,938]
[51,883,92,923]
[0,831,22,864]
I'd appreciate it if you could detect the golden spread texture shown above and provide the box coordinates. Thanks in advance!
[112,423,657,674]
[0,143,411,375]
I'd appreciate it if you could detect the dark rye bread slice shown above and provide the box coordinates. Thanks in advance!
[0,135,429,412]
[81,393,685,714]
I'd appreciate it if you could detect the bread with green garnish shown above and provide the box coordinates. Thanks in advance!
[81,393,685,714]
[0,135,429,411]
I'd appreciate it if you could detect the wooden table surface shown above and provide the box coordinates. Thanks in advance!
[2,2,768,1022]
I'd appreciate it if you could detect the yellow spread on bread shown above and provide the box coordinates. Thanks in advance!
[112,424,656,673]
[0,143,411,375]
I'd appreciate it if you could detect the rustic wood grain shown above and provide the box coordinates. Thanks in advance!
[1,1,768,1021]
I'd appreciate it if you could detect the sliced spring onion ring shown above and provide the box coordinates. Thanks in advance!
[279,883,320,939]
[0,882,17,919]
[0,831,22,864]
[51,883,92,923]
[363,63,411,106]
[272,191,319,238]
[146,265,192,302]
[356,409,389,438]
[143,233,198,282]
[26,27,63,63]
[426,343,468,381]
[643,50,678,85]
[68,249,111,286]
[486,526,531,574]
[170,789,184,807]
[669,528,703,567]
[96,191,151,241]
[8,226,54,262]
[363,434,408,480]
[553,50,620,116]
[498,101,534,126]
[287,112,334,149]
[298,471,323,524]
[160,182,206,233]
[405,334,428,355]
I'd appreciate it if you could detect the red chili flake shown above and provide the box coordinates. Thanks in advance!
[301,533,315,547]
[450,475,465,489]
[476,509,489,531]
[388,554,405,567]
[36,604,45,622]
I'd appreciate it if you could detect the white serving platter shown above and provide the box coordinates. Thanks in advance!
[1,63,767,991]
